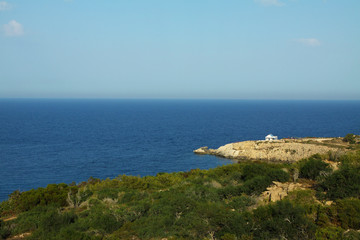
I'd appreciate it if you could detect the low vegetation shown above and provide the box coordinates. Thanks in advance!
[1,136,360,240]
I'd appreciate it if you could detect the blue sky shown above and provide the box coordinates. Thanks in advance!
[0,0,359,99]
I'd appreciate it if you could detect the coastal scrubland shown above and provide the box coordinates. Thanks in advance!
[1,135,360,240]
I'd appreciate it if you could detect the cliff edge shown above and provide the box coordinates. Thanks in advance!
[194,138,348,162]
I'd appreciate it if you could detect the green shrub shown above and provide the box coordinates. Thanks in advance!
[299,156,331,180]
[343,230,360,240]
[85,208,122,234]
[57,226,93,240]
[267,168,290,182]
[9,184,71,213]
[327,150,343,162]
[38,208,77,233]
[118,175,149,190]
[221,233,237,240]
[13,205,78,238]
[285,189,318,214]
[97,188,119,200]
[217,166,289,199]
[315,205,332,227]
[252,200,316,240]
[0,220,11,240]
[184,184,219,202]
[335,198,360,229]
[227,195,255,211]
[241,176,273,195]
[151,172,184,188]
[315,226,344,240]
[119,191,149,204]
[104,223,137,240]
[10,160,360,239]
[218,185,241,199]
[242,163,289,182]
[0,197,15,217]
[339,151,360,167]
[182,202,242,239]
[318,166,360,199]
[343,134,356,144]
[241,164,269,181]
[12,205,48,234]
[208,164,240,179]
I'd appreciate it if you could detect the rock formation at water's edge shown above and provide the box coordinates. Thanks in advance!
[194,138,347,162]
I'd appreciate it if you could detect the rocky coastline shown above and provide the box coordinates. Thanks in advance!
[194,137,348,162]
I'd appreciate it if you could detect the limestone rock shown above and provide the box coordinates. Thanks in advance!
[194,138,346,162]
[193,147,210,154]
[261,181,307,202]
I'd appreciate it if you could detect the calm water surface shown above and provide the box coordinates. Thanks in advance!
[0,99,359,201]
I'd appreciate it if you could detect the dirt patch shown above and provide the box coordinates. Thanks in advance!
[7,232,31,240]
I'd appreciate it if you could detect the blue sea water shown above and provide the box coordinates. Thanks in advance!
[0,99,359,202]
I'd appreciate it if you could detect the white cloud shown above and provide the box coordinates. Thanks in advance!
[255,0,284,7]
[295,38,321,46]
[3,20,24,37]
[0,1,11,11]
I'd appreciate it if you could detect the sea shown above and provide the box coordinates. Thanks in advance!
[0,99,359,202]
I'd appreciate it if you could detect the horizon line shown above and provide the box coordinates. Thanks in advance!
[0,97,360,101]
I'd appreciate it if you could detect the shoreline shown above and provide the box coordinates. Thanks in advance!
[194,137,349,162]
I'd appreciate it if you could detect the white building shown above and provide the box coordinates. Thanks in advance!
[265,134,278,141]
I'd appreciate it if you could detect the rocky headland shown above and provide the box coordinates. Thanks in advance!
[194,137,348,162]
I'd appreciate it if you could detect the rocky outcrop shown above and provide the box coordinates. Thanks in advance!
[193,147,210,155]
[260,181,308,202]
[194,138,346,162]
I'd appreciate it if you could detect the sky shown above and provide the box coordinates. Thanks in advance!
[0,0,359,100]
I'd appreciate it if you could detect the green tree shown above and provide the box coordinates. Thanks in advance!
[299,157,331,180]
[318,166,360,200]
[343,134,356,144]
[335,198,360,229]
[252,200,316,240]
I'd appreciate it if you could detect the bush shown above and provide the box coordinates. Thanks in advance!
[97,188,118,200]
[184,184,219,202]
[117,175,149,190]
[227,195,255,211]
[252,200,316,239]
[10,160,360,239]
[268,169,290,182]
[0,220,11,240]
[339,151,360,167]
[343,230,360,240]
[285,190,318,214]
[221,233,237,240]
[241,176,273,195]
[241,164,270,181]
[218,185,242,199]
[9,184,71,212]
[13,205,78,239]
[299,156,331,180]
[343,134,356,144]
[85,207,123,234]
[241,163,289,182]
[318,166,360,199]
[335,198,360,230]
[38,208,77,233]
[315,226,344,240]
